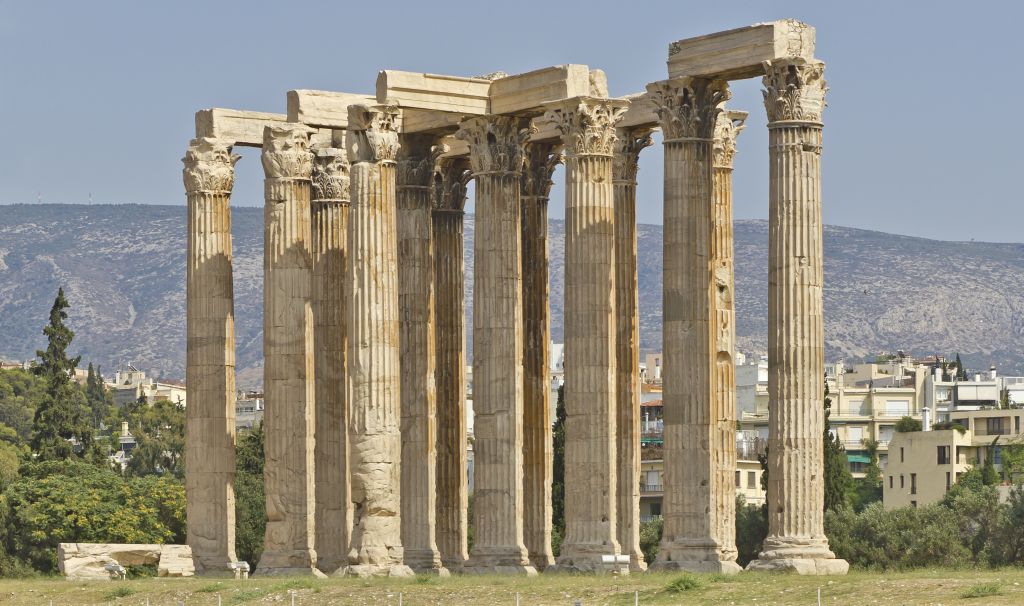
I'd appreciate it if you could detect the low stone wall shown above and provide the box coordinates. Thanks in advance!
[57,543,195,580]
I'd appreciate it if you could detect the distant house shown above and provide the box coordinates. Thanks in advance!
[108,364,186,408]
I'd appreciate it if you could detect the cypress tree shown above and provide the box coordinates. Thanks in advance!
[823,382,853,512]
[551,385,567,552]
[29,288,97,461]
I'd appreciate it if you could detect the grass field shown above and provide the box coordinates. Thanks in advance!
[3,569,1023,605]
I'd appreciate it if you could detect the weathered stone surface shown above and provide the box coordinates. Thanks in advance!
[747,58,846,576]
[195,109,287,148]
[667,19,815,80]
[311,147,351,574]
[612,125,653,572]
[649,77,741,574]
[491,66,607,115]
[256,124,322,577]
[344,105,413,578]
[58,544,195,580]
[545,97,626,572]
[183,137,239,573]
[521,141,561,571]
[288,90,375,129]
[432,157,471,571]
[377,70,490,114]
[457,115,536,576]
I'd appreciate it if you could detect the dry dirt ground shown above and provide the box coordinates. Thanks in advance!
[0,569,1022,605]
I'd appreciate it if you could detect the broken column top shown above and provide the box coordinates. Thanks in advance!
[667,19,816,80]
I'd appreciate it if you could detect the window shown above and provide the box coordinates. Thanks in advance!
[937,445,950,465]
[994,446,1003,466]
[1017,416,1021,434]
[946,472,951,491]
[650,502,661,516]
[987,417,1008,435]
[900,475,905,489]
[888,476,893,489]
[911,500,917,508]
[747,471,756,489]
[735,470,740,487]
[885,400,911,417]
[900,447,905,463]
[911,473,917,495]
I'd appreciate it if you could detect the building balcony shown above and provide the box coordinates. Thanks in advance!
[640,483,663,495]
[640,515,663,523]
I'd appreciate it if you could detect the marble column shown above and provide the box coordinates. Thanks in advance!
[748,59,848,575]
[647,77,741,573]
[343,104,412,578]
[432,157,471,571]
[183,137,239,573]
[520,142,561,571]
[545,97,627,572]
[311,146,351,574]
[456,115,537,576]
[256,124,322,577]
[611,126,653,572]
[397,135,447,575]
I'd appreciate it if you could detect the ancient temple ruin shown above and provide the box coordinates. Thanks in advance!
[182,20,848,576]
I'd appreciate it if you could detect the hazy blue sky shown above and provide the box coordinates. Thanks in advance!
[0,1,1019,242]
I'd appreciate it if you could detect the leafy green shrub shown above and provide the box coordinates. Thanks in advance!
[735,497,767,567]
[664,573,703,592]
[639,517,662,565]
[960,582,1001,599]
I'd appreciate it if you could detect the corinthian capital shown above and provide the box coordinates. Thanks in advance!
[397,134,447,188]
[612,127,654,183]
[432,157,472,211]
[311,148,350,201]
[543,97,627,157]
[347,104,400,164]
[713,110,747,169]
[762,58,827,123]
[182,137,239,194]
[455,115,534,175]
[521,142,563,199]
[261,124,315,180]
[646,77,730,141]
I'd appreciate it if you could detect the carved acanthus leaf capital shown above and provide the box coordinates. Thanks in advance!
[762,58,827,123]
[311,147,350,201]
[713,111,747,169]
[456,115,535,175]
[646,77,730,141]
[612,127,654,183]
[347,104,401,164]
[183,137,239,194]
[543,97,627,157]
[261,124,315,180]
[432,156,472,211]
[397,135,447,187]
[521,142,563,200]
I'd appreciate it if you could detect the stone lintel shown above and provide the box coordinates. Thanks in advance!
[615,93,658,130]
[287,90,375,129]
[377,70,491,114]
[197,108,333,148]
[490,65,606,115]
[667,19,816,80]
[195,108,287,148]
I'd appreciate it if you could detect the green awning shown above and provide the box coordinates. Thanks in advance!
[847,454,871,464]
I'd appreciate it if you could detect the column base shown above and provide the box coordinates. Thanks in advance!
[746,537,848,575]
[340,564,415,578]
[622,548,648,573]
[746,557,849,575]
[315,556,347,576]
[465,547,537,575]
[404,550,451,577]
[650,559,742,574]
[528,554,555,572]
[555,545,629,574]
[255,550,325,577]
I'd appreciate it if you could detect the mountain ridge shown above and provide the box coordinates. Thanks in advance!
[1,203,1022,386]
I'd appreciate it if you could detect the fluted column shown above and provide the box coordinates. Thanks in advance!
[397,135,447,575]
[647,77,740,573]
[748,59,848,575]
[432,158,471,571]
[311,147,350,574]
[546,97,626,572]
[520,142,561,571]
[611,126,653,572]
[457,115,537,575]
[343,104,412,578]
[711,110,745,568]
[183,137,239,573]
[256,124,321,576]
